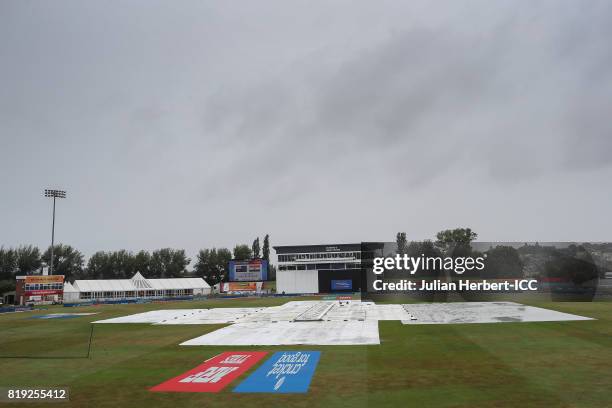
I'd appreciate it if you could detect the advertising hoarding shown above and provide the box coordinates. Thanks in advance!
[150,351,268,393]
[233,351,321,393]
[24,275,64,296]
[222,282,261,293]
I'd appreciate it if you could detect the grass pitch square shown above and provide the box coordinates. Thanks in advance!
[0,296,611,407]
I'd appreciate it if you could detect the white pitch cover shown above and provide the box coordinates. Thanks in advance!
[400,302,593,325]
[93,300,593,346]
[180,320,381,346]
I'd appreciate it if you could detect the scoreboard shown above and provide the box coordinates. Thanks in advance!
[229,259,268,281]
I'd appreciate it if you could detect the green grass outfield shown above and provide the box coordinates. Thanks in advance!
[1,297,611,408]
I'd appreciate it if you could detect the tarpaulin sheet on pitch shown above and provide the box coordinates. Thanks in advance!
[180,321,380,345]
[150,351,267,393]
[233,351,321,393]
[400,302,594,324]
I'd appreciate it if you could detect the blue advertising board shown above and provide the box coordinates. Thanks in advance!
[233,351,321,393]
[30,313,95,319]
[331,279,352,291]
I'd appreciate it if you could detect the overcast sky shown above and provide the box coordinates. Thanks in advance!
[1,0,611,259]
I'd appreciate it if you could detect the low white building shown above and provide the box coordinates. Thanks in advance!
[63,272,210,303]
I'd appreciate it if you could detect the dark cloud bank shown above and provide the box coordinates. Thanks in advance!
[1,0,611,258]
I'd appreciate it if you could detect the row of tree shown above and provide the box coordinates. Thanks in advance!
[395,228,527,278]
[395,228,478,255]
[0,245,52,280]
[395,228,599,282]
[194,235,274,285]
[231,234,271,261]
[0,234,273,290]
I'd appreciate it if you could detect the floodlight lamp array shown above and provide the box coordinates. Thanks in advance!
[44,189,67,198]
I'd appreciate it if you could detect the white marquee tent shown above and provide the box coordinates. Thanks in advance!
[63,272,210,303]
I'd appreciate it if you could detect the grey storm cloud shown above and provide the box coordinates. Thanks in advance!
[1,0,612,259]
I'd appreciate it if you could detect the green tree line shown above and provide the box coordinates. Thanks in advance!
[0,234,273,292]
[396,228,599,282]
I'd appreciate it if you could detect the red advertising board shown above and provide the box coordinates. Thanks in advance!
[24,289,63,296]
[23,275,64,297]
[24,276,64,284]
[150,351,267,393]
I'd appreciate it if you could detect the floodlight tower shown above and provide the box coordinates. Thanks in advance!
[44,189,66,275]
